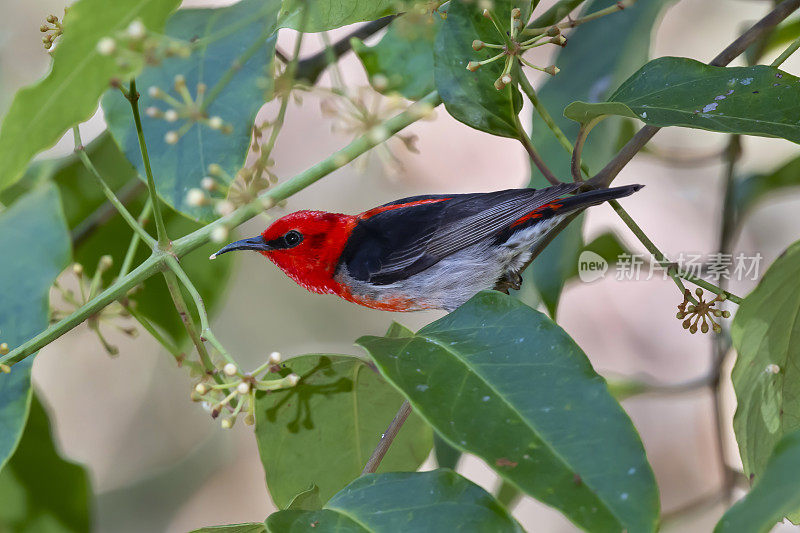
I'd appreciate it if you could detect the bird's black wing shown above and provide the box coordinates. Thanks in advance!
[339,184,580,285]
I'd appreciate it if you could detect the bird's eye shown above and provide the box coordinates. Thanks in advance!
[283,230,303,247]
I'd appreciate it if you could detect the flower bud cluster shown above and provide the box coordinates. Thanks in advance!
[95,19,191,73]
[146,75,233,147]
[676,288,731,335]
[466,7,563,91]
[40,12,65,51]
[190,353,300,429]
[51,257,137,356]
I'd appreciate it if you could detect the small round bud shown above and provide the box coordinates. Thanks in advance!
[371,74,388,91]
[722,310,731,318]
[214,200,235,217]
[148,86,163,98]
[766,364,781,374]
[210,225,228,243]
[501,74,512,85]
[544,65,560,76]
[164,109,179,122]
[546,26,561,37]
[268,351,281,365]
[186,188,206,207]
[208,116,224,130]
[72,263,84,277]
[689,324,698,334]
[126,19,146,40]
[676,312,685,319]
[145,106,161,118]
[717,293,727,301]
[97,37,116,56]
[494,77,507,90]
[701,322,709,334]
[195,383,208,395]
[221,418,233,429]
[472,40,485,51]
[173,74,186,89]
[482,9,491,18]
[164,131,179,145]
[466,61,481,72]
[287,373,300,386]
[550,35,567,46]
[237,382,250,395]
[244,413,255,425]
[0,343,8,356]
[511,8,521,19]
[207,163,223,176]
[695,288,703,297]
[98,255,114,271]
[713,324,722,334]
[0,364,10,374]
[40,24,49,32]
[201,177,216,191]
[46,14,58,23]
[682,319,691,329]
[223,363,238,376]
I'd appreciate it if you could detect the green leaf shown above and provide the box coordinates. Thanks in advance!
[564,57,800,144]
[357,291,659,532]
[733,153,800,220]
[278,0,397,32]
[0,0,180,192]
[732,239,800,482]
[266,470,523,532]
[0,185,70,471]
[353,12,442,100]
[434,0,523,138]
[254,355,432,509]
[716,429,800,533]
[524,0,673,317]
[4,134,233,347]
[103,0,279,222]
[287,485,322,511]
[0,395,91,532]
[190,524,266,533]
[434,432,461,470]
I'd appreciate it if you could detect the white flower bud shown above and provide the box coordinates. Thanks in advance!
[287,373,300,386]
[164,109,179,122]
[126,20,146,40]
[214,200,235,217]
[185,188,206,208]
[268,351,281,365]
[72,263,84,277]
[164,131,179,145]
[201,177,216,190]
[221,418,233,429]
[766,364,781,374]
[237,382,250,395]
[195,383,208,395]
[223,363,238,376]
[148,86,163,98]
[208,116,224,130]
[145,107,161,118]
[207,163,223,176]
[210,225,228,243]
[96,37,116,56]
[0,343,8,356]
[371,74,389,91]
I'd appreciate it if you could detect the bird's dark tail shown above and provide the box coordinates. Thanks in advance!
[557,184,643,213]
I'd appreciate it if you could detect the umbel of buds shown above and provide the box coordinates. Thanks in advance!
[676,288,730,334]
[40,12,65,50]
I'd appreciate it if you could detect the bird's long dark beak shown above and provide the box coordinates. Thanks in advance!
[209,235,272,260]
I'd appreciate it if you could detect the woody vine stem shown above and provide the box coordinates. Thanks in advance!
[2,0,799,468]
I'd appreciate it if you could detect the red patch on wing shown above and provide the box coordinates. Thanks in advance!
[510,200,565,228]
[358,198,451,220]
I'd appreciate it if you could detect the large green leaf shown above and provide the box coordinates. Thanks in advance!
[0,0,180,192]
[0,185,70,471]
[103,0,279,222]
[357,291,659,532]
[278,0,397,32]
[190,524,266,533]
[524,0,672,317]
[716,429,800,533]
[3,134,233,347]
[434,0,524,138]
[266,470,523,533]
[564,58,800,144]
[732,239,800,481]
[353,12,442,101]
[254,355,432,509]
[0,395,91,532]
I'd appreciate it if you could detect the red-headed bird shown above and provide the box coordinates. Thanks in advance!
[211,183,641,311]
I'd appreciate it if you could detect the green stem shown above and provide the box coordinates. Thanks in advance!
[512,110,561,185]
[770,34,800,66]
[165,256,236,365]
[127,79,170,248]
[1,92,440,368]
[72,127,156,247]
[119,199,153,278]
[523,0,633,35]
[525,0,586,30]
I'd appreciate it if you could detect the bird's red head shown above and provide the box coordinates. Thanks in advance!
[212,210,356,295]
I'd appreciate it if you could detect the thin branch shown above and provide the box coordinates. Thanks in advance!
[523,0,634,35]
[514,110,561,185]
[127,79,170,248]
[119,199,153,278]
[525,0,587,31]
[770,34,800,66]
[71,180,145,246]
[362,400,412,474]
[72,127,156,247]
[571,117,603,182]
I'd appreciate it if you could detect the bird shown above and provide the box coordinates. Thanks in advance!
[210,183,642,312]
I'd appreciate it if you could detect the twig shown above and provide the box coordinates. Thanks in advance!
[127,80,170,248]
[571,117,603,182]
[770,34,800,66]
[362,400,412,474]
[523,0,634,35]
[119,199,153,278]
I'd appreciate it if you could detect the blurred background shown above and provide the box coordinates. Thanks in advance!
[4,0,800,531]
